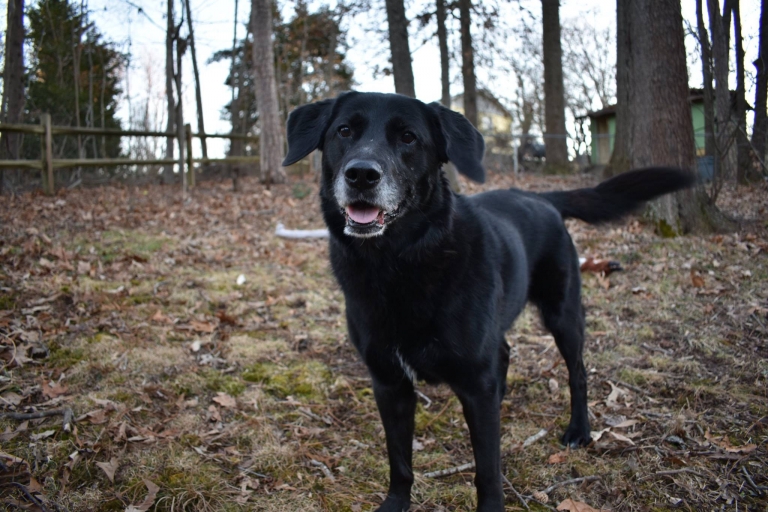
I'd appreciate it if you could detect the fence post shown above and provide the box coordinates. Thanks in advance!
[185,124,194,189]
[40,114,54,195]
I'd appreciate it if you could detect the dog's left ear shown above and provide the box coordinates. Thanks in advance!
[428,102,486,183]
[282,98,336,167]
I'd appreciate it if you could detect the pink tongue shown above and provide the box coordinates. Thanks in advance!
[346,205,380,224]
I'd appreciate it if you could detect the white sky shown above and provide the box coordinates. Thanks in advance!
[2,0,762,157]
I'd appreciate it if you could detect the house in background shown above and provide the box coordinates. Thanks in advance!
[585,88,712,166]
[450,90,512,142]
[451,90,514,171]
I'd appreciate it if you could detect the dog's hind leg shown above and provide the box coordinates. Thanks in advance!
[530,245,591,447]
[372,376,416,512]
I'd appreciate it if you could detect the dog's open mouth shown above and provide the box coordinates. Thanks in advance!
[343,202,400,238]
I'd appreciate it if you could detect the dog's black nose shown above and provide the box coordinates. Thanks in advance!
[344,160,382,190]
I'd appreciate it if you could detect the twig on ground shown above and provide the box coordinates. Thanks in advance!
[637,468,706,482]
[501,474,529,510]
[0,407,74,432]
[0,482,51,512]
[422,399,452,430]
[741,466,766,495]
[423,462,475,478]
[522,428,548,448]
[309,459,335,482]
[542,475,601,494]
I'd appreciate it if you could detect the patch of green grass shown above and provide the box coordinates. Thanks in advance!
[202,369,246,396]
[47,342,86,366]
[0,292,16,310]
[243,360,332,400]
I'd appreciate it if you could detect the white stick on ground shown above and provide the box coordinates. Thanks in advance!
[423,462,476,478]
[522,428,548,447]
[275,223,329,239]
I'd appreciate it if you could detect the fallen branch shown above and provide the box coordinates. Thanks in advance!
[501,474,529,510]
[423,462,475,478]
[742,466,767,495]
[309,459,335,482]
[275,223,329,239]
[637,468,706,482]
[0,482,51,512]
[522,428,548,448]
[0,407,74,432]
[542,475,601,494]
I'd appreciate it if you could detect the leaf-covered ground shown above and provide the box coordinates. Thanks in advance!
[1,172,767,512]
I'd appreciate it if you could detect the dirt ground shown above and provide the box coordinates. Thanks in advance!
[1,170,767,512]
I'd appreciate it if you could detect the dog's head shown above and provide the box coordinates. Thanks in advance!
[283,92,485,238]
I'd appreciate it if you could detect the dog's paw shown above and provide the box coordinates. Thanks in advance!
[561,423,592,448]
[374,496,411,512]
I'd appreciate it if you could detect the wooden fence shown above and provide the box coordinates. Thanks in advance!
[0,114,261,194]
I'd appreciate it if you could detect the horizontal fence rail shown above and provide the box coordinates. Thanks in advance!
[0,116,263,194]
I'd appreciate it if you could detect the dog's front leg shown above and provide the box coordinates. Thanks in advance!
[454,382,505,512]
[372,376,416,512]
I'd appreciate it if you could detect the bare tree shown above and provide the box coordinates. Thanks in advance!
[251,0,286,184]
[385,0,415,97]
[731,0,755,183]
[458,0,477,127]
[184,0,208,160]
[165,0,176,183]
[628,0,729,234]
[696,0,716,158]
[0,0,26,192]
[436,0,450,108]
[541,0,568,173]
[707,0,733,184]
[754,0,768,164]
[606,0,631,177]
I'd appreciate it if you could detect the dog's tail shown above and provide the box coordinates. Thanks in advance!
[540,167,696,224]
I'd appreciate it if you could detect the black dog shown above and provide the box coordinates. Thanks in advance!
[283,92,693,512]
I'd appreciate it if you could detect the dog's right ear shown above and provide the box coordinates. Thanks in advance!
[282,98,336,167]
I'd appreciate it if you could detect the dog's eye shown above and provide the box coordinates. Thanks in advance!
[338,125,351,138]
[400,132,416,144]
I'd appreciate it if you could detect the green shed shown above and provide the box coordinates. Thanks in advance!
[586,89,707,165]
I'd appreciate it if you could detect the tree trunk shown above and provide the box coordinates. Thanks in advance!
[436,0,461,193]
[0,0,26,192]
[175,38,187,195]
[732,0,754,183]
[229,0,242,191]
[384,0,415,97]
[605,0,631,178]
[458,0,477,127]
[708,0,733,183]
[164,0,176,183]
[629,0,730,234]
[541,0,569,173]
[184,0,208,159]
[437,0,450,108]
[697,0,716,158]
[251,0,286,185]
[753,0,768,165]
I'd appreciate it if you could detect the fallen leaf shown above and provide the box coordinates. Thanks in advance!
[605,381,627,408]
[704,429,758,454]
[557,498,607,512]
[212,392,237,409]
[151,310,172,324]
[691,269,705,288]
[190,320,215,333]
[42,380,68,399]
[0,391,24,406]
[30,430,56,441]
[548,378,559,394]
[547,450,569,464]
[613,419,640,429]
[77,261,91,274]
[125,479,160,512]
[215,310,238,325]
[96,457,119,483]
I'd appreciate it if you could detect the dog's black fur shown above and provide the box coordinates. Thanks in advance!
[283,92,694,512]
